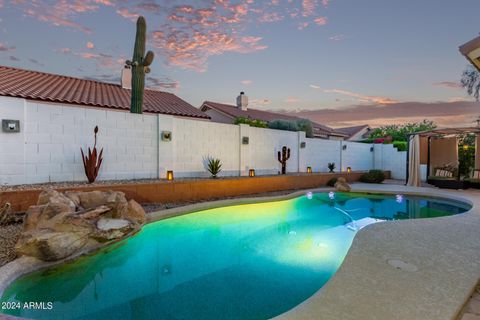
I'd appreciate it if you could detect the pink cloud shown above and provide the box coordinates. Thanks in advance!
[86,41,94,49]
[302,0,318,17]
[259,12,284,23]
[314,16,327,25]
[0,42,15,51]
[322,0,330,8]
[298,22,309,30]
[286,96,301,103]
[241,80,252,85]
[323,88,398,105]
[434,81,461,89]
[116,7,139,21]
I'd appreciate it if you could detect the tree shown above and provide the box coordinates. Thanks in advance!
[461,65,480,101]
[369,120,437,141]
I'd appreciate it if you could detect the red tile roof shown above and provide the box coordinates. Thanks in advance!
[0,65,209,119]
[201,101,346,137]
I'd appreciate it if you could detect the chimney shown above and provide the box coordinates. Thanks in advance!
[121,66,132,89]
[236,91,248,111]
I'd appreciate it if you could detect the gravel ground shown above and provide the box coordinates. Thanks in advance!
[0,174,314,192]
[0,223,22,267]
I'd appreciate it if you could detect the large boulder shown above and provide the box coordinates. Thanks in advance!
[334,177,351,192]
[15,231,88,261]
[15,189,146,262]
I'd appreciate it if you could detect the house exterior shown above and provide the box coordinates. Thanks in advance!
[0,65,210,120]
[459,35,480,71]
[336,124,372,141]
[200,92,346,140]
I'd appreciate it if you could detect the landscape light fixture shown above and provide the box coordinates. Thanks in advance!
[307,166,312,173]
[347,167,352,173]
[459,35,480,71]
[249,169,255,177]
[166,170,174,181]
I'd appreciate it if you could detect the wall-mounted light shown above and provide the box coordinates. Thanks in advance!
[242,136,249,145]
[347,167,352,173]
[342,145,347,150]
[370,146,374,152]
[249,169,255,177]
[161,131,172,141]
[300,142,306,149]
[307,166,312,173]
[463,145,469,151]
[166,170,174,181]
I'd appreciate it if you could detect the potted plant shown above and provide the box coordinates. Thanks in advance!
[327,162,335,173]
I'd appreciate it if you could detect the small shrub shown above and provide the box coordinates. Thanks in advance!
[234,117,268,128]
[295,119,314,138]
[326,177,337,187]
[393,141,407,151]
[359,170,386,183]
[327,162,336,173]
[206,157,222,178]
[268,119,298,132]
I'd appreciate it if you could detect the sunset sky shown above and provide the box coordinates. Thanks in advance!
[0,0,479,127]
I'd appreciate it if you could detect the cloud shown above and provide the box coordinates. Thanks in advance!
[433,81,461,89]
[146,76,180,90]
[297,21,309,30]
[86,41,94,49]
[323,88,398,105]
[250,98,271,106]
[291,101,480,128]
[285,96,301,103]
[9,55,20,61]
[29,58,44,66]
[329,34,345,41]
[302,0,318,17]
[309,84,321,89]
[0,42,15,51]
[116,7,139,21]
[313,16,327,25]
[241,80,252,85]
[259,12,284,23]
[322,0,330,8]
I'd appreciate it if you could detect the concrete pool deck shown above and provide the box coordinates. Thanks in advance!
[275,183,480,320]
[0,183,479,320]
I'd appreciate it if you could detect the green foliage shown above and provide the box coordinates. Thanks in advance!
[393,141,407,151]
[234,117,268,128]
[327,162,335,173]
[458,134,475,177]
[267,118,314,137]
[461,66,480,101]
[268,119,298,132]
[206,157,222,178]
[326,177,337,187]
[370,120,436,142]
[359,170,386,183]
[127,16,155,114]
[295,119,314,138]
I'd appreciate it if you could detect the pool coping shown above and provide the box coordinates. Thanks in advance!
[0,184,478,320]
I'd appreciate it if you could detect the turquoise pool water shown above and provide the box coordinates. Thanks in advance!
[0,192,470,320]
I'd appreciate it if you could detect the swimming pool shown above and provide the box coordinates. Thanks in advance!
[0,192,471,320]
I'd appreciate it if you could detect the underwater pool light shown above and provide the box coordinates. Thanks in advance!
[328,191,335,200]
[396,194,403,203]
[306,191,313,199]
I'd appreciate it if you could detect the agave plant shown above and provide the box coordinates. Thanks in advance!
[327,162,336,173]
[80,126,104,183]
[206,157,222,178]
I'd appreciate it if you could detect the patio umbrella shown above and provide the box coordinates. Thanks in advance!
[407,135,421,187]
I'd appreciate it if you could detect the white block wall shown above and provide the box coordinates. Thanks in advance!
[0,96,408,185]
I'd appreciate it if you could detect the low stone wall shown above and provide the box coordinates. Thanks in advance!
[0,171,391,212]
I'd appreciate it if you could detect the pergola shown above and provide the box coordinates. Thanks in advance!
[406,127,480,188]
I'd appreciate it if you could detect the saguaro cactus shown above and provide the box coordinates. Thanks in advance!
[126,16,154,114]
[277,146,291,174]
